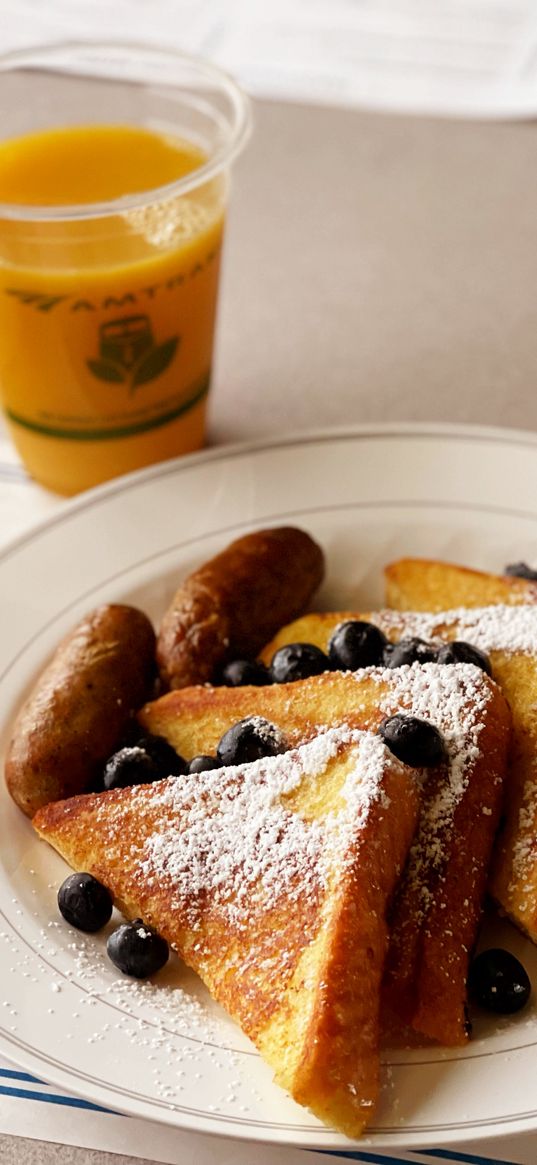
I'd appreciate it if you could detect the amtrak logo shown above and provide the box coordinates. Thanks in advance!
[87,315,179,391]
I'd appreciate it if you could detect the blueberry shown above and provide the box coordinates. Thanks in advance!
[378,714,447,768]
[216,717,286,766]
[328,620,387,671]
[468,948,531,1014]
[58,872,113,933]
[136,734,187,776]
[436,640,492,676]
[383,637,438,669]
[220,659,271,686]
[270,643,329,683]
[107,918,169,979]
[188,754,220,773]
[504,562,537,581]
[103,746,159,790]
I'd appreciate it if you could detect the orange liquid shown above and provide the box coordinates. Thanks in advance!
[0,125,226,494]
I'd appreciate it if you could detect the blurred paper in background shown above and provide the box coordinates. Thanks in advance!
[3,0,537,117]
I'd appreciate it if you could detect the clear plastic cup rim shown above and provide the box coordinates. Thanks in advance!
[0,39,252,223]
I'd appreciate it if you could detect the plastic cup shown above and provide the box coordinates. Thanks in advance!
[0,42,250,494]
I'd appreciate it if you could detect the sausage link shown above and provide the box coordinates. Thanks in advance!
[6,604,156,816]
[156,527,325,689]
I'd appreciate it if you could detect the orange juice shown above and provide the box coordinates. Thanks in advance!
[0,124,227,494]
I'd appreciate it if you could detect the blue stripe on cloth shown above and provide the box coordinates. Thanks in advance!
[0,1078,516,1160]
[0,1068,43,1084]
[318,1148,520,1165]
[0,1082,112,1113]
[317,1151,427,1163]
[416,1150,522,1165]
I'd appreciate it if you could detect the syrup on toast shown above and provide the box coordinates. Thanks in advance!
[33,728,419,1138]
[139,662,511,1045]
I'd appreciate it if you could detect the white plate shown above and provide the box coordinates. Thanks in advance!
[3,421,537,1152]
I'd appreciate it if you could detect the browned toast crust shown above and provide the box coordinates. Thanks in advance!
[383,714,508,1045]
[384,558,537,612]
[286,763,417,1133]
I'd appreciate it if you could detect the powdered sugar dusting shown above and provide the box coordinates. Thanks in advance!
[367,608,537,903]
[369,604,537,655]
[369,661,492,919]
[126,663,492,935]
[376,660,489,793]
[125,728,402,928]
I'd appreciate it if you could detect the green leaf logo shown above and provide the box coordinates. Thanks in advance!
[132,338,179,389]
[86,358,125,383]
[86,315,180,390]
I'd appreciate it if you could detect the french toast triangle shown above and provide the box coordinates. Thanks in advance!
[33,728,420,1139]
[139,662,511,1048]
[384,560,537,948]
[261,601,537,952]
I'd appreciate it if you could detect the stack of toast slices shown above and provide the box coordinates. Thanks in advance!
[382,559,537,943]
[31,554,537,1139]
[258,557,537,946]
[138,655,511,1052]
[34,590,514,1137]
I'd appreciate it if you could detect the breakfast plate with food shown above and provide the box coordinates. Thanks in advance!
[3,421,537,1151]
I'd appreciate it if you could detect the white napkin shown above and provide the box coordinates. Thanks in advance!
[3,0,537,117]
